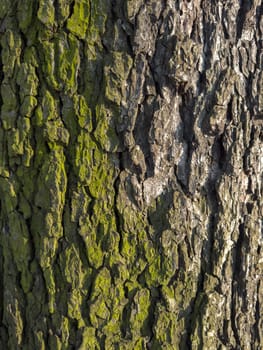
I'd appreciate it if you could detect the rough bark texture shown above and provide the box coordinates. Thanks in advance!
[0,0,262,349]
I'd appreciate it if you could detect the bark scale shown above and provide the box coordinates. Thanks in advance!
[0,0,262,349]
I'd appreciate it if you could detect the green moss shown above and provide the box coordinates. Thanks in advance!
[92,267,112,298]
[87,243,105,269]
[74,131,93,184]
[109,256,130,282]
[173,271,197,310]
[39,41,59,89]
[22,140,34,167]
[94,104,119,152]
[17,0,33,31]
[35,331,45,350]
[48,335,62,350]
[70,188,91,223]
[16,167,36,203]
[124,280,140,299]
[42,89,57,120]
[61,316,70,346]
[89,299,110,328]
[88,161,114,198]
[79,327,99,350]
[153,304,178,348]
[1,29,22,78]
[130,289,151,336]
[20,96,38,117]
[120,206,146,233]
[18,192,31,219]
[1,82,18,117]
[8,299,24,347]
[0,0,10,19]
[34,149,67,221]
[61,95,79,137]
[0,178,17,213]
[144,255,163,287]
[67,0,90,39]
[86,268,113,325]
[9,212,31,269]
[120,232,137,260]
[16,63,39,99]
[0,132,8,176]
[87,0,108,49]
[37,0,55,27]
[133,339,147,350]
[34,106,44,126]
[34,232,58,268]
[56,33,80,93]
[44,121,70,146]
[0,111,17,131]
[105,231,121,262]
[55,0,72,24]
[90,0,108,33]
[78,222,105,268]
[160,230,178,283]
[43,267,56,313]
[74,94,93,131]
[23,46,39,67]
[0,1,215,347]
[102,285,127,337]
[161,285,175,301]
[17,115,31,135]
[32,89,58,126]
[7,129,24,158]
[104,51,133,105]
[60,245,85,288]
[68,289,84,324]
[20,268,33,294]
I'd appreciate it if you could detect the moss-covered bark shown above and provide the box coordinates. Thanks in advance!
[0,0,262,349]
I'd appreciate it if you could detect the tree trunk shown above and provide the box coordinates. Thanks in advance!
[0,0,262,349]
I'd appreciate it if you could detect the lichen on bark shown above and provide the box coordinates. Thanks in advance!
[0,0,262,349]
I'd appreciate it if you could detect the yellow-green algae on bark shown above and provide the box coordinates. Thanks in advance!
[0,0,262,349]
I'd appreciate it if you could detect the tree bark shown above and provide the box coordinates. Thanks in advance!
[0,0,262,349]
